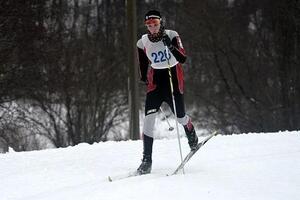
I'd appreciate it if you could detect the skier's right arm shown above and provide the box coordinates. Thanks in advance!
[137,39,149,83]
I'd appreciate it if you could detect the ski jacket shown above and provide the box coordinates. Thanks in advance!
[136,29,187,93]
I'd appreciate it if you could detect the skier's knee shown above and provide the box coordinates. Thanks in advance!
[177,115,190,126]
[143,113,157,138]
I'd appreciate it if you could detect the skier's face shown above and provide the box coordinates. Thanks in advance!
[145,19,161,34]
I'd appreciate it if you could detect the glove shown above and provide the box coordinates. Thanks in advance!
[140,78,148,86]
[162,34,174,50]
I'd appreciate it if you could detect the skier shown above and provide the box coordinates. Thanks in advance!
[136,10,199,175]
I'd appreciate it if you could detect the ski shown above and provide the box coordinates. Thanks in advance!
[168,131,218,176]
[108,171,141,182]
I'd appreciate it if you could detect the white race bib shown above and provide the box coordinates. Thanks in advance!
[141,31,178,69]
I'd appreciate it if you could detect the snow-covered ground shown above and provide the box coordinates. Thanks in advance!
[1,130,299,200]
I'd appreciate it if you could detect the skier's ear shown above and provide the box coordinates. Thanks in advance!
[160,16,166,27]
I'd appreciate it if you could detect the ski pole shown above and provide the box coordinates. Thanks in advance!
[164,37,185,174]
[160,107,174,131]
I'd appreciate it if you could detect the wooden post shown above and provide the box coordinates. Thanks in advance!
[127,0,140,140]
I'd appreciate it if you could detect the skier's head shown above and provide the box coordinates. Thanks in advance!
[144,10,164,42]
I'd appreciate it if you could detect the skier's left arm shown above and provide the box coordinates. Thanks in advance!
[162,31,187,63]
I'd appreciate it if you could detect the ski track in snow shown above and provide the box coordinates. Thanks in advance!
[0,131,300,200]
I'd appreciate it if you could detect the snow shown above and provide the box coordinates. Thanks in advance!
[1,131,300,200]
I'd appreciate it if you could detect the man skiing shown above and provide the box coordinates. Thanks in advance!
[136,10,198,175]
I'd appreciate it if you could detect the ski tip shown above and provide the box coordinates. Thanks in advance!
[166,172,176,177]
[108,176,113,182]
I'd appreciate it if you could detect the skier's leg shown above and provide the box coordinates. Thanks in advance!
[142,112,156,160]
[137,91,162,174]
[166,92,198,150]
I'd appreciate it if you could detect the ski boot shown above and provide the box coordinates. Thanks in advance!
[184,121,198,150]
[137,155,152,175]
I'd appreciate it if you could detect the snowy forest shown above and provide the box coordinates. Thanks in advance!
[0,0,299,152]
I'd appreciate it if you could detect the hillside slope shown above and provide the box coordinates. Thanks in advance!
[1,131,299,200]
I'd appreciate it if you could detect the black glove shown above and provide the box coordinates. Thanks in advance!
[162,34,174,50]
[140,78,148,86]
